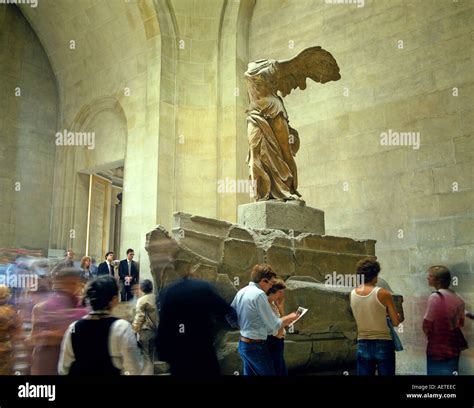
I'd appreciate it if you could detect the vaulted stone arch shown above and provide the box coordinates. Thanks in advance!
[49,95,128,254]
[16,1,167,275]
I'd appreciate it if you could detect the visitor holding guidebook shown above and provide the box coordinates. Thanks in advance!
[292,306,309,324]
[232,264,299,376]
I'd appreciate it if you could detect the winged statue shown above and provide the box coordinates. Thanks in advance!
[245,46,341,202]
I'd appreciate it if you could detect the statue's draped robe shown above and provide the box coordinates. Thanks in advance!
[245,60,301,201]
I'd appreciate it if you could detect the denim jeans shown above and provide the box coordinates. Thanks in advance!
[357,339,395,376]
[266,336,288,376]
[238,340,275,376]
[427,356,459,375]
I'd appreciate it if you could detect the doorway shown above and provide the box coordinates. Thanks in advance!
[85,167,123,261]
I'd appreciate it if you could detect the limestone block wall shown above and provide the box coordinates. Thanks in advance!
[171,0,224,218]
[249,0,474,373]
[20,0,164,278]
[12,0,256,279]
[0,5,58,252]
[155,0,256,224]
[216,0,255,222]
[16,0,257,279]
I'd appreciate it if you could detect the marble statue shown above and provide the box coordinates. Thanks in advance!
[245,46,341,201]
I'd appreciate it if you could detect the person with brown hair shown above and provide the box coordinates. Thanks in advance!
[59,275,143,376]
[231,264,298,375]
[118,249,139,302]
[266,279,288,375]
[350,258,403,376]
[423,265,467,375]
[80,256,92,280]
[97,252,115,277]
[0,285,22,375]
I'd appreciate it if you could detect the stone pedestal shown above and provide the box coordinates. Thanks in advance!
[144,212,402,374]
[237,200,325,235]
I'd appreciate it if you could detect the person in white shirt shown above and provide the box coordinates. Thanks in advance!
[231,264,298,375]
[58,275,143,375]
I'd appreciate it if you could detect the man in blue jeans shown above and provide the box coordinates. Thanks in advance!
[231,264,298,375]
[350,258,403,376]
[356,340,396,375]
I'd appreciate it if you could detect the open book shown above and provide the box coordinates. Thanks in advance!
[291,306,308,325]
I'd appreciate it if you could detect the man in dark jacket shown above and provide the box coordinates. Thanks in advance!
[118,249,139,302]
[97,252,115,277]
[156,265,237,376]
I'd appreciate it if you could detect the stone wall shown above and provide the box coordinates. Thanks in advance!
[249,0,474,374]
[19,0,164,278]
[0,5,58,252]
[15,0,255,279]
[146,211,376,292]
[157,0,254,223]
[146,212,392,374]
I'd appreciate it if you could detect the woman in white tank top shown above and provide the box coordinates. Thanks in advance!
[350,258,403,375]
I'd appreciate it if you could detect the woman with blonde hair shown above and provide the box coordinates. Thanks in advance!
[80,256,92,281]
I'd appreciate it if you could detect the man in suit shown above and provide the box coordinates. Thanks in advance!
[97,251,115,277]
[118,249,139,302]
[155,264,237,375]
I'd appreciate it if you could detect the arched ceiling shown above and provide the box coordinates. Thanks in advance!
[18,0,160,106]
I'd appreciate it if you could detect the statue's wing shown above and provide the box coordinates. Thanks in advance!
[275,46,341,97]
